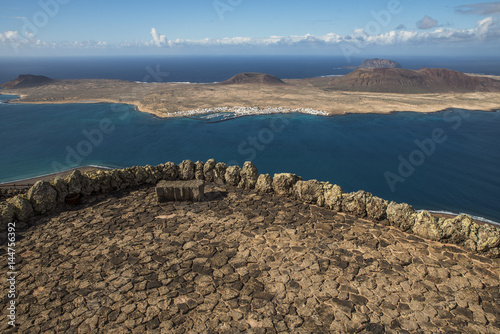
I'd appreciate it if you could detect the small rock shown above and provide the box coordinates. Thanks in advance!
[203,159,216,182]
[7,195,35,221]
[386,201,415,231]
[214,162,227,184]
[255,174,273,193]
[412,210,443,241]
[179,160,195,180]
[27,181,57,214]
[293,180,325,206]
[341,191,367,217]
[225,166,242,186]
[239,161,259,189]
[273,173,302,196]
[323,183,343,211]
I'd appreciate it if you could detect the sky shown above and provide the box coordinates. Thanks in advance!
[0,0,500,56]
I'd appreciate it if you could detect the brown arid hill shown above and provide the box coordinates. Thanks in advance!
[218,72,286,85]
[2,74,54,89]
[307,68,500,94]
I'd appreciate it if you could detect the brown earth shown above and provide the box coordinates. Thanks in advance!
[2,70,500,118]
[2,74,53,89]
[1,183,499,333]
[306,68,500,94]
[218,73,286,86]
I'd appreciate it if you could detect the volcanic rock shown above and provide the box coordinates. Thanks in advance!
[2,74,54,89]
[27,180,57,214]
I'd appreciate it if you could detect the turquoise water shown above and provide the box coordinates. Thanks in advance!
[1,96,499,223]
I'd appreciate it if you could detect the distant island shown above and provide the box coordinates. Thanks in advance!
[1,67,500,118]
[343,58,402,69]
[218,72,286,85]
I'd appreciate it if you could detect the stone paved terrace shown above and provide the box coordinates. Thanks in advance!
[1,183,499,333]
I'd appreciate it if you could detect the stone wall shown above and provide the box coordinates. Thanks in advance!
[1,160,499,258]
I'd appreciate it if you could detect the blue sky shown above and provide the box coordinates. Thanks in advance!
[1,0,500,56]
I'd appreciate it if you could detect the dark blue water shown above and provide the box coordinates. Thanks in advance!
[1,55,500,84]
[1,96,499,223]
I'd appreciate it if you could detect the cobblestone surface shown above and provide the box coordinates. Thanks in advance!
[1,184,499,333]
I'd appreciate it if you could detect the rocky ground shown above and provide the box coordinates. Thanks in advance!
[1,183,499,333]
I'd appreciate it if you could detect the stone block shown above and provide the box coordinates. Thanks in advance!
[156,180,205,202]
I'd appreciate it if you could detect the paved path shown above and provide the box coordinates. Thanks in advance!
[1,184,499,333]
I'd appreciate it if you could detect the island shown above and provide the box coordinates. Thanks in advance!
[1,69,500,118]
[343,58,402,69]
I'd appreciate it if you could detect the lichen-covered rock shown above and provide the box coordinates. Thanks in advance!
[94,171,112,193]
[476,224,500,257]
[0,202,15,229]
[273,173,302,196]
[144,165,162,184]
[118,168,135,188]
[214,162,227,184]
[161,162,178,181]
[179,160,195,180]
[293,180,325,206]
[131,166,149,185]
[255,174,273,193]
[7,195,35,221]
[109,169,123,190]
[412,211,443,241]
[239,161,259,189]
[440,214,477,245]
[51,177,69,204]
[386,201,415,231]
[27,181,57,214]
[203,159,216,182]
[195,161,205,180]
[66,169,82,195]
[80,172,97,196]
[323,183,343,211]
[341,191,368,217]
[225,166,242,186]
[366,195,388,221]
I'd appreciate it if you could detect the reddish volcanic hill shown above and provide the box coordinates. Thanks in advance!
[314,68,500,93]
[219,72,286,85]
[2,74,54,89]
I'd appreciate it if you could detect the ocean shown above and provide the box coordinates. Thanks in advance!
[0,92,499,223]
[1,55,500,84]
[0,55,499,223]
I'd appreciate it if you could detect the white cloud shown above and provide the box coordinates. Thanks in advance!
[2,19,500,52]
[416,16,439,30]
[4,30,19,40]
[151,28,167,47]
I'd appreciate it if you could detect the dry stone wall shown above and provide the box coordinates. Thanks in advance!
[1,160,499,258]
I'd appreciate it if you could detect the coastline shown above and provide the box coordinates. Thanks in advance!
[3,94,500,119]
[0,166,112,188]
[2,71,500,119]
[2,164,498,227]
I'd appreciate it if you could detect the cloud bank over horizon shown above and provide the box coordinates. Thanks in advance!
[1,16,500,55]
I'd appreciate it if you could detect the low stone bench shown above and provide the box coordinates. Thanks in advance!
[156,180,205,202]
